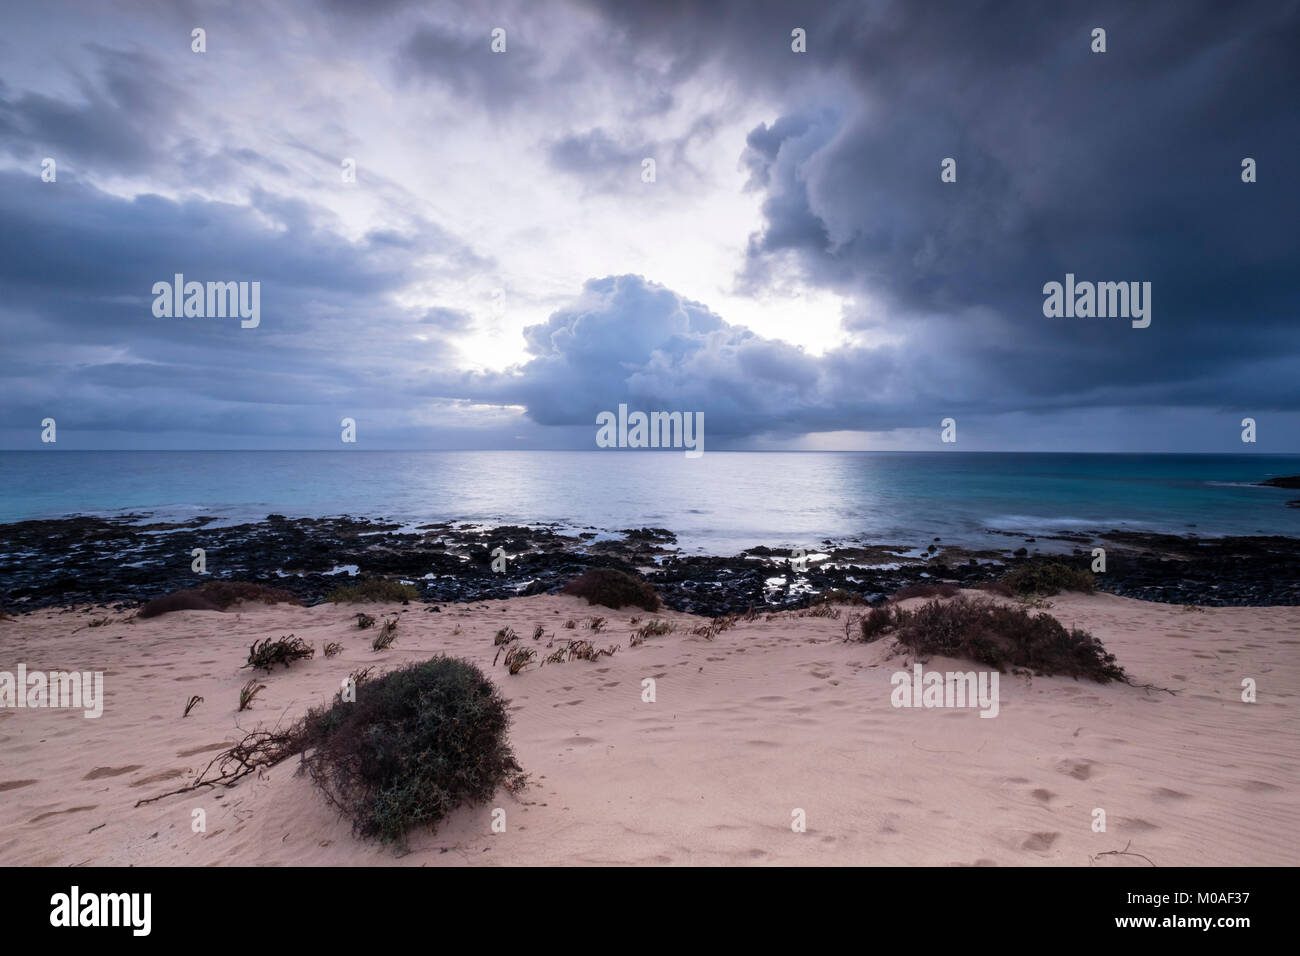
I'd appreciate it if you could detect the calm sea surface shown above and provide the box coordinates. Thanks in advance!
[2,451,1298,554]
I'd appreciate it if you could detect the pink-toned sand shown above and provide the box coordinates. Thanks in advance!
[1,591,1296,866]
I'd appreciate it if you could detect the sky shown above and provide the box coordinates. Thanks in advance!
[1,0,1297,451]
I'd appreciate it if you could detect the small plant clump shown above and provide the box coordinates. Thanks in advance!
[139,580,301,619]
[494,626,518,646]
[560,568,661,611]
[630,619,675,646]
[805,603,841,619]
[324,641,344,658]
[238,679,266,711]
[859,605,893,641]
[246,635,315,671]
[183,695,204,718]
[501,646,536,674]
[325,577,419,604]
[372,617,398,651]
[354,612,376,629]
[1001,561,1096,597]
[856,594,1125,682]
[295,657,525,844]
[538,639,619,665]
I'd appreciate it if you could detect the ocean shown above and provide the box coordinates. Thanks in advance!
[1,451,1298,554]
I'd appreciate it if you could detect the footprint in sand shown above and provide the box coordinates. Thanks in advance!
[29,805,97,823]
[1152,787,1191,801]
[82,765,143,780]
[129,769,187,787]
[175,742,235,758]
[1117,817,1160,832]
[0,779,37,792]
[1031,789,1055,803]
[1055,758,1096,780]
[1021,832,1060,852]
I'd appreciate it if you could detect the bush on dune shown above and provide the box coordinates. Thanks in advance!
[560,567,661,611]
[325,577,419,604]
[138,580,300,618]
[137,589,221,618]
[295,657,525,844]
[1001,561,1096,597]
[857,594,1125,683]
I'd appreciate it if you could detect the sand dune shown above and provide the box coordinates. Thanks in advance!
[1,591,1296,866]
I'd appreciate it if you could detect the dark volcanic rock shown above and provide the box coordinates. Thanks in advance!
[1,515,1297,614]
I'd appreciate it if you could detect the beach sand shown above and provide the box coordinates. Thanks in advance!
[1,591,1296,866]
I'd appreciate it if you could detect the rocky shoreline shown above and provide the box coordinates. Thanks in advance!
[1,513,1298,616]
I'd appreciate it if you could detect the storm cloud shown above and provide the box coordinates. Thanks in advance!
[0,0,1296,450]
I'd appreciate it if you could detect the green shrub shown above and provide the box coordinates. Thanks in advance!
[139,580,300,619]
[1001,561,1096,596]
[857,594,1124,682]
[199,580,301,608]
[325,577,419,604]
[860,605,893,640]
[295,657,525,844]
[138,589,220,618]
[560,568,661,611]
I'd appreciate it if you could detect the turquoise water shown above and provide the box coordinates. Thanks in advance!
[1,451,1297,553]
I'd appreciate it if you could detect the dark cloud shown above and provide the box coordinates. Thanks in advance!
[0,0,1296,450]
[703,0,1300,415]
[420,307,474,331]
[0,45,183,173]
[0,170,483,445]
[452,274,990,441]
[398,22,544,110]
[546,129,649,186]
